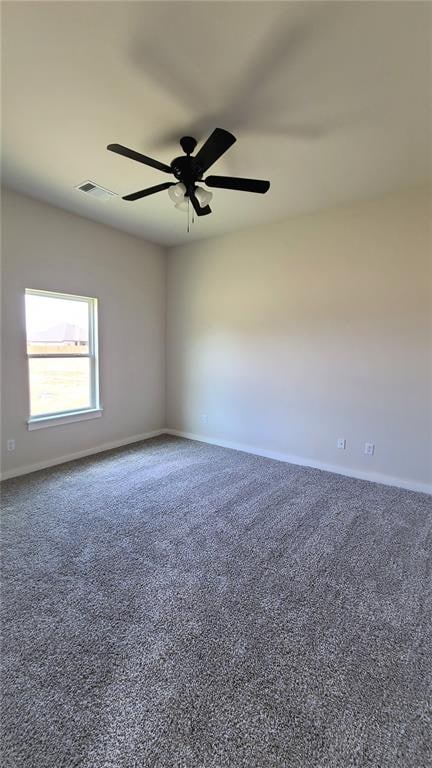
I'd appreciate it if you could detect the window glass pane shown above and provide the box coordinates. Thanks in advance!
[25,293,89,355]
[29,357,91,416]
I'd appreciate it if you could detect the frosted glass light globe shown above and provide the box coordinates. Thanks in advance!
[168,183,186,202]
[195,186,213,207]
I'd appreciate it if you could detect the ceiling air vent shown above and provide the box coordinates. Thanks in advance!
[75,181,117,200]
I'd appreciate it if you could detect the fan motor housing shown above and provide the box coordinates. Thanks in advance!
[170,155,203,188]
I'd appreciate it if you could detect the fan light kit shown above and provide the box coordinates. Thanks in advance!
[167,182,213,216]
[107,128,270,227]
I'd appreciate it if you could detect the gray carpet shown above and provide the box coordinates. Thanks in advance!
[1,435,431,768]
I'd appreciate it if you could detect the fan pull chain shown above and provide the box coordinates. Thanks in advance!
[186,199,195,234]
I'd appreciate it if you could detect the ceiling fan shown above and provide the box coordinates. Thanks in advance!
[107,128,270,217]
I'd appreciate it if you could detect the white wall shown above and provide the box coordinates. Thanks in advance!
[166,187,432,492]
[2,186,431,491]
[1,188,166,476]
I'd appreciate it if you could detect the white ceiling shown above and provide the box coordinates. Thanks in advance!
[2,1,431,246]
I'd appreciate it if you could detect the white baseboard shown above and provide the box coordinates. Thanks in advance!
[165,429,432,496]
[0,429,165,481]
[3,427,431,495]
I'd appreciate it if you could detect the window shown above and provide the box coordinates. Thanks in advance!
[25,289,101,428]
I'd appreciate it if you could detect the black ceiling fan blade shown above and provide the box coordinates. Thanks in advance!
[107,143,172,174]
[123,183,175,201]
[194,128,236,173]
[188,188,212,217]
[205,176,270,194]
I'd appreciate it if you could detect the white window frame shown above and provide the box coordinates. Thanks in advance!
[25,288,102,430]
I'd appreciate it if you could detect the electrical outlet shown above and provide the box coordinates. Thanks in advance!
[200,414,208,426]
[337,438,346,450]
[7,439,15,452]
[364,442,375,456]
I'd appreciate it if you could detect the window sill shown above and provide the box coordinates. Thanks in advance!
[28,408,103,431]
